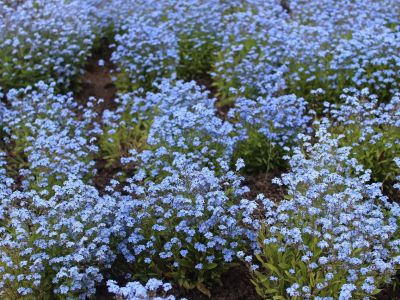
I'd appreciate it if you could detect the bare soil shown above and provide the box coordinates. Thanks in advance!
[75,38,121,191]
[244,171,286,202]
[76,38,117,111]
[173,265,261,300]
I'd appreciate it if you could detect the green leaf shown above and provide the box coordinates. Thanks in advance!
[205,263,218,270]
[264,263,281,275]
[196,283,211,298]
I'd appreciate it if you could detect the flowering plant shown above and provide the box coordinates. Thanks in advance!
[251,127,400,299]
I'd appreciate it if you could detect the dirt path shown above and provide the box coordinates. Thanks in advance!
[76,37,120,192]
[77,37,117,113]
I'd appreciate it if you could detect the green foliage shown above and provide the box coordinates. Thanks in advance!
[284,29,399,110]
[284,57,335,112]
[251,225,384,299]
[232,128,287,175]
[99,123,147,166]
[98,107,153,171]
[134,225,230,297]
[212,38,259,106]
[0,35,89,94]
[1,241,63,300]
[177,31,219,81]
[123,183,243,297]
[3,132,29,182]
[212,29,399,113]
[113,68,161,94]
[333,124,400,201]
[286,59,397,113]
[1,118,57,190]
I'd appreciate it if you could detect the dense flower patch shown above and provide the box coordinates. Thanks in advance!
[1,0,399,299]
[253,127,400,299]
[1,81,100,188]
[0,0,98,92]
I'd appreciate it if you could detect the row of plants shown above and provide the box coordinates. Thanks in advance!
[109,0,400,107]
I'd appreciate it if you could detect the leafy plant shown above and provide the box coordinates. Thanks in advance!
[230,94,311,174]
[0,0,95,93]
[116,154,257,297]
[98,95,153,169]
[212,38,260,106]
[250,128,400,299]
[326,88,400,201]
[232,128,286,174]
[177,31,219,81]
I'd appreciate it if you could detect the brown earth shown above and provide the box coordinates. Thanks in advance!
[75,37,121,191]
[173,265,261,300]
[76,37,117,111]
[244,171,286,202]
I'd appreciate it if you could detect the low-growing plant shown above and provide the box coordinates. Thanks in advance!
[211,5,400,111]
[111,14,179,92]
[230,94,312,174]
[0,0,96,93]
[107,279,175,300]
[145,80,238,173]
[284,26,400,108]
[212,38,261,105]
[2,1,400,299]
[177,31,220,81]
[210,2,289,105]
[115,152,258,296]
[250,128,400,299]
[325,88,400,200]
[0,177,118,299]
[98,92,155,169]
[2,82,99,189]
[101,80,258,296]
[98,79,235,176]
[147,102,237,172]
[232,128,286,174]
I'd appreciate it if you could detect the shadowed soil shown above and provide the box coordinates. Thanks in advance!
[173,265,261,300]
[76,38,117,111]
[245,171,286,202]
[76,38,121,191]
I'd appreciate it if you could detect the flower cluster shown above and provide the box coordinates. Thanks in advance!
[146,80,238,167]
[1,81,99,188]
[0,0,97,92]
[110,0,284,91]
[115,152,258,293]
[100,79,239,176]
[252,127,400,299]
[211,1,289,101]
[232,94,312,146]
[325,88,400,198]
[0,176,118,299]
[0,151,13,206]
[211,0,400,106]
[107,279,175,300]
[100,79,259,292]
[229,93,313,173]
[2,1,400,299]
[111,11,179,90]
[98,89,156,167]
[286,0,400,98]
